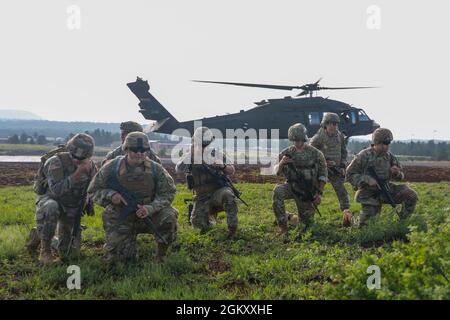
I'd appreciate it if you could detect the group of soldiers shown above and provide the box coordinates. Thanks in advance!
[26,113,419,266]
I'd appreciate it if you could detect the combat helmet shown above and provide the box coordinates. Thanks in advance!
[321,112,340,127]
[66,133,94,160]
[372,128,393,144]
[288,123,308,142]
[193,127,214,147]
[120,121,143,133]
[122,131,150,152]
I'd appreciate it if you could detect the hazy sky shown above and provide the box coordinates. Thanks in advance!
[0,0,448,140]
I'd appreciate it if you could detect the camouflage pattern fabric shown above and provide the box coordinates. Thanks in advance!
[175,149,238,232]
[310,127,350,210]
[88,155,177,263]
[190,186,238,232]
[272,183,315,227]
[35,154,96,254]
[273,144,327,228]
[346,147,418,225]
[310,127,347,166]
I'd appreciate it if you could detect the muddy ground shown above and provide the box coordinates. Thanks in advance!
[1,161,449,187]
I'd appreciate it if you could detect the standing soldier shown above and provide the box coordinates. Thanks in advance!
[310,112,353,227]
[346,128,418,226]
[88,132,178,264]
[175,127,239,238]
[273,123,327,236]
[101,121,161,166]
[27,133,96,264]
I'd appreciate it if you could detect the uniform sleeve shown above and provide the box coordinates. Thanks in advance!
[390,153,405,180]
[145,164,176,215]
[316,149,328,183]
[340,133,348,166]
[45,156,74,197]
[345,152,372,189]
[87,165,117,207]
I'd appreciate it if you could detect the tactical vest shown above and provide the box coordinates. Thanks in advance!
[283,146,318,182]
[33,145,67,195]
[114,157,156,204]
[51,152,89,208]
[318,129,343,165]
[363,150,394,181]
[190,164,221,194]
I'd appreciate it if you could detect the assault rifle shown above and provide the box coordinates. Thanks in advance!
[66,195,87,256]
[201,164,249,207]
[366,166,396,209]
[284,155,322,217]
[107,163,168,245]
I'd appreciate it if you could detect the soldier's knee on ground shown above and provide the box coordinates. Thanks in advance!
[359,205,381,226]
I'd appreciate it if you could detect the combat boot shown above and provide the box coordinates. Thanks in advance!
[155,243,169,263]
[342,209,353,227]
[278,221,288,235]
[287,213,299,226]
[39,240,57,265]
[26,227,41,254]
[227,225,237,239]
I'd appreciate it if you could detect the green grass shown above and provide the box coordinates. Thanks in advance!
[0,182,449,299]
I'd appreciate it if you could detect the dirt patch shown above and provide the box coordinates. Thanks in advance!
[1,161,449,187]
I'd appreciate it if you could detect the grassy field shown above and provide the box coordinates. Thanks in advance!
[0,182,449,300]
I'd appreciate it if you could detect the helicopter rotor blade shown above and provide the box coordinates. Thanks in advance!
[318,86,378,90]
[314,77,323,85]
[191,80,303,91]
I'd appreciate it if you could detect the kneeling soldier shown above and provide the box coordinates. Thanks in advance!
[88,132,178,263]
[176,127,239,238]
[30,133,97,264]
[346,128,418,226]
[273,123,327,235]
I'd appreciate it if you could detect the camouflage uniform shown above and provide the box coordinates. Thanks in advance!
[310,114,350,211]
[273,123,327,231]
[273,145,327,228]
[88,132,177,263]
[346,128,418,225]
[101,121,161,167]
[176,127,238,236]
[34,134,97,262]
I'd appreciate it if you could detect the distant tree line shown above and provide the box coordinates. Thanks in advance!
[7,132,48,145]
[66,129,120,146]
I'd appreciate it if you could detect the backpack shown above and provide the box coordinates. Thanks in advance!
[33,144,68,195]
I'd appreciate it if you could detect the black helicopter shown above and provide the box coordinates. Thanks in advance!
[127,77,380,139]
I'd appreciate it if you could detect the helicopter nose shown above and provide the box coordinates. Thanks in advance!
[372,121,380,130]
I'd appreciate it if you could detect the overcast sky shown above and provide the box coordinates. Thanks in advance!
[0,0,448,140]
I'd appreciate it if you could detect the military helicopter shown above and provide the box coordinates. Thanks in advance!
[127,77,380,139]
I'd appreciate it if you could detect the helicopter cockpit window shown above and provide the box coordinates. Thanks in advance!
[358,110,369,121]
[350,112,357,124]
[308,112,320,125]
